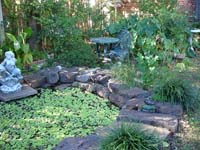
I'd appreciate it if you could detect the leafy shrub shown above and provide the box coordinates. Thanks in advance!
[106,2,189,88]
[99,123,162,150]
[153,71,198,111]
[0,88,119,150]
[53,41,98,67]
[36,1,100,67]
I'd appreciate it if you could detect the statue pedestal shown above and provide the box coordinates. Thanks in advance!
[0,85,38,102]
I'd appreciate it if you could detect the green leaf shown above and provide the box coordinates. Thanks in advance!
[162,141,169,148]
[6,33,16,42]
[22,44,30,53]
[24,27,33,39]
[23,53,33,64]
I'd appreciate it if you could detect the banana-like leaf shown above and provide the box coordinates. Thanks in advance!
[6,33,16,42]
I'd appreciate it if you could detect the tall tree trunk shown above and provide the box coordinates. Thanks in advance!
[0,0,5,44]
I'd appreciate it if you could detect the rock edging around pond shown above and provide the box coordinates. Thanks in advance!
[24,66,183,150]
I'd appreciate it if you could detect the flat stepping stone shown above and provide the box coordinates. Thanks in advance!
[123,98,183,118]
[156,102,183,119]
[54,135,100,150]
[117,109,178,132]
[0,85,38,102]
[95,122,171,140]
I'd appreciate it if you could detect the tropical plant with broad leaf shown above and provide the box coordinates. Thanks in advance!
[5,27,33,68]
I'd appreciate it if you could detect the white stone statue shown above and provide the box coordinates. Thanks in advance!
[0,51,23,93]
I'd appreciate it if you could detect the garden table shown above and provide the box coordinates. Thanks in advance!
[90,37,119,56]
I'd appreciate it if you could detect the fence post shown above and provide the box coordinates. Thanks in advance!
[0,0,5,44]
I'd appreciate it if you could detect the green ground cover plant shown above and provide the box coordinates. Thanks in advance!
[0,88,119,150]
[99,123,163,150]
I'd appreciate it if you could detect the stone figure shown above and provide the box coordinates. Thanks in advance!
[0,51,23,93]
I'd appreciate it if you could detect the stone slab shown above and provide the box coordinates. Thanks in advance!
[54,135,100,150]
[0,85,38,102]
[155,102,183,119]
[123,99,183,118]
[117,109,178,132]
[118,87,148,99]
[122,98,146,110]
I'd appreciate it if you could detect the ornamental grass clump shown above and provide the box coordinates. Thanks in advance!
[111,63,136,87]
[153,71,198,112]
[99,123,162,150]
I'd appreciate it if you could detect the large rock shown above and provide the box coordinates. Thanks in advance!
[118,87,148,99]
[117,109,178,132]
[24,72,46,88]
[95,122,171,140]
[155,102,183,119]
[123,99,183,118]
[0,85,38,102]
[75,74,90,83]
[59,70,78,83]
[75,68,102,83]
[97,75,111,85]
[72,82,96,93]
[46,71,59,84]
[122,98,145,110]
[107,79,124,93]
[91,74,111,85]
[24,66,62,88]
[107,79,148,99]
[108,93,129,108]
[95,84,110,99]
[81,68,100,75]
[54,135,100,150]
[50,65,62,73]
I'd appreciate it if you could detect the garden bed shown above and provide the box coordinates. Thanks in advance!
[0,88,118,150]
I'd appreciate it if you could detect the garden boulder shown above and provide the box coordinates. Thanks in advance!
[117,109,178,132]
[118,87,148,99]
[95,84,110,99]
[59,68,78,83]
[108,93,129,108]
[54,134,100,150]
